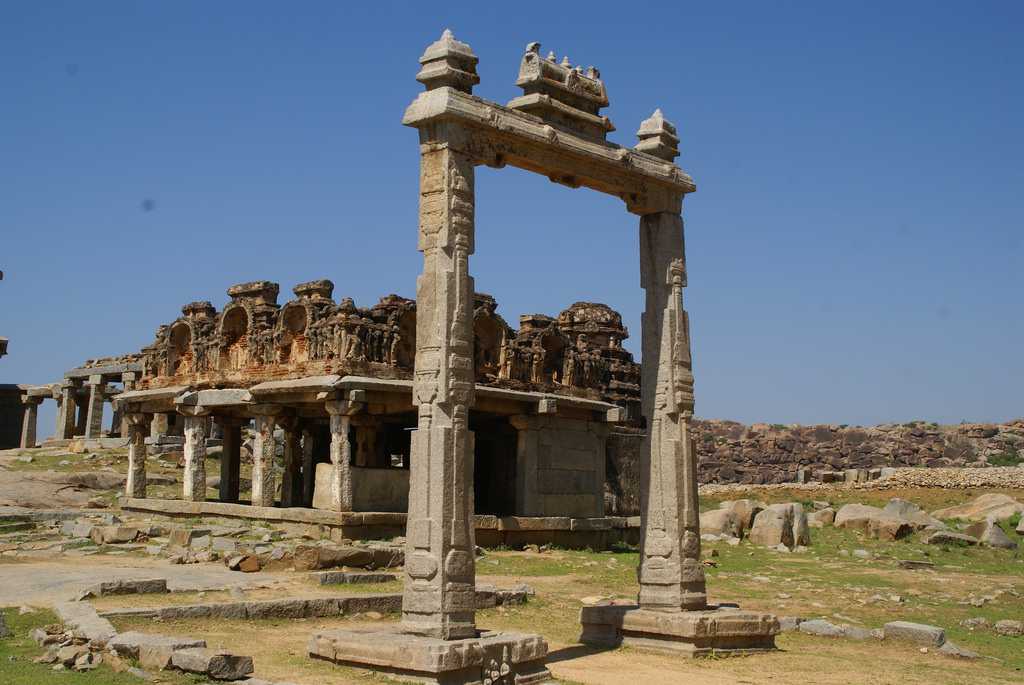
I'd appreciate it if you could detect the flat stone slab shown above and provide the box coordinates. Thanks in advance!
[883,621,946,646]
[579,602,778,657]
[313,571,397,586]
[109,631,207,659]
[77,578,168,599]
[309,626,551,685]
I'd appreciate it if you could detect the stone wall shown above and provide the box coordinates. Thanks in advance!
[516,416,606,518]
[604,419,1024,515]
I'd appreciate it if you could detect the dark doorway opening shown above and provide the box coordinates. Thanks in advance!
[471,413,517,516]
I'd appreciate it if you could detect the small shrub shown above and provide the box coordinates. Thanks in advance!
[988,449,1022,467]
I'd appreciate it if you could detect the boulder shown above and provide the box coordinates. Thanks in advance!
[89,526,140,545]
[717,499,766,531]
[790,504,811,546]
[938,641,979,659]
[808,508,835,528]
[835,503,912,540]
[169,527,212,548]
[293,544,375,571]
[965,520,1017,549]
[1017,517,1024,536]
[932,493,1024,523]
[170,648,254,680]
[798,619,845,637]
[883,621,946,646]
[882,499,946,531]
[699,509,742,539]
[749,504,794,549]
[923,530,978,546]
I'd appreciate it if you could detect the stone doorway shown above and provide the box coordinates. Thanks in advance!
[471,414,516,517]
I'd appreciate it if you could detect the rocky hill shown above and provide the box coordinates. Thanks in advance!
[691,419,1024,485]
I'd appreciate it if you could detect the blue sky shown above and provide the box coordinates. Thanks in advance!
[2,1,1021,433]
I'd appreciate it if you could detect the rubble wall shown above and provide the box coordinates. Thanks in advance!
[605,419,1024,515]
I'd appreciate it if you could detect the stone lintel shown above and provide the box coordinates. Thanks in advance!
[21,394,44,405]
[402,87,692,214]
[309,627,550,683]
[177,389,253,408]
[250,375,342,395]
[25,385,58,399]
[579,603,778,657]
[65,361,143,379]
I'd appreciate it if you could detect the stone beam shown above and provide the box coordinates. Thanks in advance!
[403,87,693,215]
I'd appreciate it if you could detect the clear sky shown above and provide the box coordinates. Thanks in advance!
[2,1,1021,434]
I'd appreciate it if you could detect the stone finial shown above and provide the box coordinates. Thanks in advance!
[416,28,479,93]
[635,108,681,161]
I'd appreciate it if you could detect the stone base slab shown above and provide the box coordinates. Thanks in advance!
[309,626,553,685]
[579,602,778,657]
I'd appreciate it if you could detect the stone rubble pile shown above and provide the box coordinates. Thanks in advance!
[781,617,980,659]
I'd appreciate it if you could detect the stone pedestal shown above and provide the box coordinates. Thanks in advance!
[309,627,552,685]
[579,602,778,657]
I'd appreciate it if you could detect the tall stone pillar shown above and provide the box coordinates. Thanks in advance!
[301,426,316,507]
[279,416,303,508]
[218,418,242,503]
[251,411,279,507]
[400,121,478,641]
[84,375,105,439]
[125,413,149,498]
[637,218,706,612]
[58,381,79,439]
[117,371,138,437]
[181,413,208,502]
[19,396,41,449]
[324,402,354,512]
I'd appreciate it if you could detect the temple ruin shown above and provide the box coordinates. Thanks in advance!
[15,30,780,681]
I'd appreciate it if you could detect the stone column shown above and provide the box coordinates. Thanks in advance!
[509,415,540,516]
[400,119,478,641]
[117,372,138,437]
[150,412,169,440]
[324,402,354,512]
[279,416,303,508]
[181,412,209,502]
[84,375,105,439]
[58,381,79,439]
[125,413,149,498]
[301,426,316,507]
[19,396,41,449]
[218,418,242,503]
[251,410,280,507]
[636,207,706,612]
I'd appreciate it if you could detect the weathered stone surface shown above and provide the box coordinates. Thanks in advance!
[808,507,835,528]
[938,641,979,659]
[965,520,1018,549]
[716,499,765,531]
[170,648,254,680]
[78,578,168,599]
[994,619,1024,636]
[314,571,396,586]
[293,544,374,571]
[883,621,945,646]
[881,498,946,531]
[109,631,206,660]
[798,619,845,638]
[923,530,978,546]
[0,610,10,638]
[169,527,211,548]
[748,503,808,549]
[699,509,742,539]
[90,526,140,545]
[53,602,116,645]
[932,493,1024,523]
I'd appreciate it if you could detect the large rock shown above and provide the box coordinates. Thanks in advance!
[717,499,766,531]
[169,527,212,548]
[749,504,795,548]
[293,544,375,571]
[882,498,946,531]
[965,520,1018,549]
[1017,517,1024,536]
[109,631,207,660]
[923,530,978,546]
[798,619,845,637]
[883,621,946,646]
[89,525,140,545]
[932,493,1024,523]
[994,619,1024,636]
[171,648,254,680]
[699,509,742,538]
[808,508,835,528]
[834,503,912,541]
